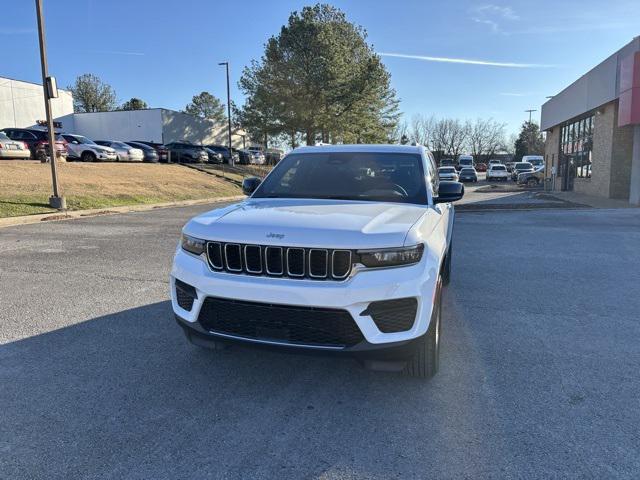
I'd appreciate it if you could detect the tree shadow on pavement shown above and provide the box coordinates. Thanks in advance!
[0,299,500,479]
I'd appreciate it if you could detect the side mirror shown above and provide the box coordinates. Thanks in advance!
[435,181,464,203]
[242,176,261,196]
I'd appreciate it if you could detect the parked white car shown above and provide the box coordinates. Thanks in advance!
[62,134,117,162]
[247,147,266,165]
[486,164,509,181]
[170,144,464,378]
[438,166,459,181]
[95,140,144,162]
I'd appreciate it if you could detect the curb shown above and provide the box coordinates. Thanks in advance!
[0,195,244,229]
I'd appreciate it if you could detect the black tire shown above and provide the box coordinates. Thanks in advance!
[403,277,442,379]
[81,151,96,162]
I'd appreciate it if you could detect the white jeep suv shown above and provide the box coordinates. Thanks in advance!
[62,134,117,162]
[170,144,464,378]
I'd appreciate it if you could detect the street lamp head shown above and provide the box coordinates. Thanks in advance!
[218,62,228,66]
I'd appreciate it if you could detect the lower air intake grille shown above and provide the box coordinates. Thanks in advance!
[175,279,197,311]
[361,298,418,333]
[198,297,364,348]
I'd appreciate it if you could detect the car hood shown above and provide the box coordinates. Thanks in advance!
[183,199,427,248]
[95,145,115,153]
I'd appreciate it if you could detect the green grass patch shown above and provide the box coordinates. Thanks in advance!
[0,193,226,218]
[0,196,56,217]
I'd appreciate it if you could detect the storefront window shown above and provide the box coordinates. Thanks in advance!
[560,114,594,179]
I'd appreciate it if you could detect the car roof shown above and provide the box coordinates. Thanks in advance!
[292,144,425,155]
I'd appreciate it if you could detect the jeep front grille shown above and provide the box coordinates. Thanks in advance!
[206,242,353,280]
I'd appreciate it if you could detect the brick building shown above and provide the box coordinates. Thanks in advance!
[541,37,640,205]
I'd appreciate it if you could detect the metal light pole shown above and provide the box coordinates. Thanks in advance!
[218,61,233,166]
[525,109,537,124]
[35,0,65,209]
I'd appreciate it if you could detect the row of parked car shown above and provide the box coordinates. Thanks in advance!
[0,127,283,165]
[436,154,545,186]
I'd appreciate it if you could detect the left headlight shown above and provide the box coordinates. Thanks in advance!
[357,244,424,268]
[181,234,206,256]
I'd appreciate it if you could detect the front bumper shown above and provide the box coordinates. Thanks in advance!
[97,152,117,161]
[170,247,439,350]
[175,313,426,362]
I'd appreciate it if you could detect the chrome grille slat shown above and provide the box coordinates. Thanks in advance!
[265,246,284,275]
[224,244,242,272]
[207,242,223,269]
[332,250,352,279]
[206,242,351,281]
[286,248,305,277]
[309,249,329,278]
[244,245,262,273]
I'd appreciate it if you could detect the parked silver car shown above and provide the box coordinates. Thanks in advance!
[95,141,144,162]
[0,132,31,159]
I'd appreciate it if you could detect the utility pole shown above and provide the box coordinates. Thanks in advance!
[218,61,233,166]
[525,109,537,124]
[35,0,65,209]
[524,109,538,156]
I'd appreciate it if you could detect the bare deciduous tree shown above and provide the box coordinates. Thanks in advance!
[468,118,507,161]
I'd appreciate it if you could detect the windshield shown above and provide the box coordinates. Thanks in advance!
[461,168,475,173]
[492,165,506,171]
[73,135,96,145]
[459,159,472,165]
[516,163,532,170]
[439,167,456,173]
[253,152,427,204]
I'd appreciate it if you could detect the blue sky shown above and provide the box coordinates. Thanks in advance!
[2,0,639,135]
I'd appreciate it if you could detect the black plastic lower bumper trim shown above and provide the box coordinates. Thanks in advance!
[175,314,423,361]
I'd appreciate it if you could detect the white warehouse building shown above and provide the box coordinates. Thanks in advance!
[0,76,73,128]
[56,109,245,147]
[1,76,245,147]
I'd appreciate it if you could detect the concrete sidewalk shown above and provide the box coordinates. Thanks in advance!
[545,190,639,209]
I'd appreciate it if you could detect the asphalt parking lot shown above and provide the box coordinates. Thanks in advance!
[1,203,640,479]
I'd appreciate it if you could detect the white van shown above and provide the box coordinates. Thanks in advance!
[457,155,474,171]
[522,155,544,169]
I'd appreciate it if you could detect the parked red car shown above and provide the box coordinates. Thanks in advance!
[0,128,67,161]
[475,162,487,172]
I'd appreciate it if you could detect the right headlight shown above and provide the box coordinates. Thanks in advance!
[357,244,424,268]
[181,233,206,256]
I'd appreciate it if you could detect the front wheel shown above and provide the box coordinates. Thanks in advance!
[404,276,442,379]
[81,151,96,162]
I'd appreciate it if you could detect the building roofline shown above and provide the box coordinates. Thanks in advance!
[543,37,640,109]
[70,108,164,114]
[0,75,71,94]
[540,36,640,131]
